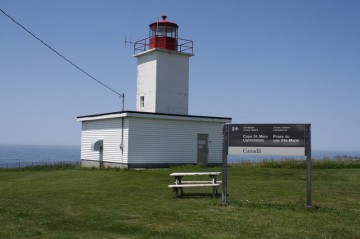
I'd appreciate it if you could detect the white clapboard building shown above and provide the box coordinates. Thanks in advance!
[77,16,231,168]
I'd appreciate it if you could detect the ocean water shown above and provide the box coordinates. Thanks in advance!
[0,144,80,164]
[0,144,359,166]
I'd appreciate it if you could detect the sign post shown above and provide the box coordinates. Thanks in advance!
[222,124,228,205]
[223,123,312,207]
[305,124,312,208]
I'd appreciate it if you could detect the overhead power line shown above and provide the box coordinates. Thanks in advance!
[0,8,125,110]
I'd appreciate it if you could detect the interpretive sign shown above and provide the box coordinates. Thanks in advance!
[222,123,312,207]
[228,124,306,156]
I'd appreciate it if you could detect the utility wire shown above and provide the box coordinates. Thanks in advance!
[0,8,124,100]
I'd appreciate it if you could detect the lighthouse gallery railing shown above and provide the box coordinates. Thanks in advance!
[134,37,193,55]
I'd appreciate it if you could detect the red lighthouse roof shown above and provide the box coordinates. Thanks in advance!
[149,15,178,28]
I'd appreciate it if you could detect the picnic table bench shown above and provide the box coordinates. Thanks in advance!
[168,172,222,197]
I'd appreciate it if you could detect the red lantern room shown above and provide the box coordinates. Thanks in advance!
[149,15,178,51]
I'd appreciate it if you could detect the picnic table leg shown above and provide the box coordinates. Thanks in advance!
[210,176,218,197]
[175,176,184,197]
[175,188,184,198]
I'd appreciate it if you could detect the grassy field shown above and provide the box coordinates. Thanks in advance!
[0,161,359,239]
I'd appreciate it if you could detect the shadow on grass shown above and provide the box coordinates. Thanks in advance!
[232,199,322,212]
[172,193,222,199]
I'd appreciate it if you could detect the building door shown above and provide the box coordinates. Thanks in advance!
[197,134,209,166]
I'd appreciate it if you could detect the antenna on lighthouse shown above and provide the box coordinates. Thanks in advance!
[124,36,135,48]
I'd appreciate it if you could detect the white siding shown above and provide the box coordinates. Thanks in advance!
[122,119,129,163]
[80,118,128,164]
[127,117,224,165]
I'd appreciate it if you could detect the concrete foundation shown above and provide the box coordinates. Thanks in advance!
[81,160,128,169]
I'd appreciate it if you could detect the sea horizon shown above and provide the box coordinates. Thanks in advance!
[0,144,80,164]
[0,144,359,165]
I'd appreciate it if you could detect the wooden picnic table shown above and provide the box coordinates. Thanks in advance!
[168,172,222,197]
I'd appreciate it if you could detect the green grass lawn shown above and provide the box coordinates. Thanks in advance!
[0,163,359,239]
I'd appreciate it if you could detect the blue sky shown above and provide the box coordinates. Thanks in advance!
[1,0,359,151]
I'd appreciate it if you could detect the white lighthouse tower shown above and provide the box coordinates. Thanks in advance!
[134,16,193,115]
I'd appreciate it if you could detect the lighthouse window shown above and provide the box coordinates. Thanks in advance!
[166,27,177,38]
[157,26,166,36]
[150,27,156,37]
[140,96,145,108]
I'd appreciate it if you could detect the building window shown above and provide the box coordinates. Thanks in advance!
[140,96,145,108]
